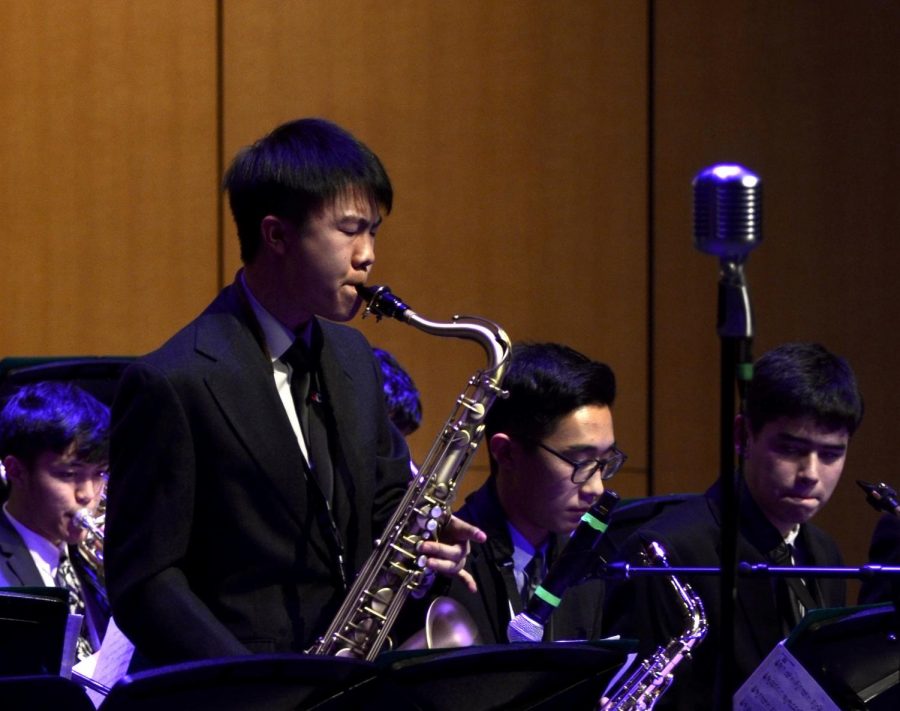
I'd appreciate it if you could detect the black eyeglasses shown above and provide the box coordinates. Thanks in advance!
[534,441,627,484]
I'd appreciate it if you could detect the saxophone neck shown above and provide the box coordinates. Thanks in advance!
[357,284,511,374]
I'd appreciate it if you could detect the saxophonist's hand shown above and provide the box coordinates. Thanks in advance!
[418,515,487,593]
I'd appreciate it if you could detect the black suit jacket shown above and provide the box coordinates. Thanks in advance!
[602,478,845,710]
[105,279,410,665]
[447,477,606,644]
[0,513,45,589]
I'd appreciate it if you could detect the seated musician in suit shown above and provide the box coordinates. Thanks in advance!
[0,381,111,661]
[603,342,864,709]
[373,347,422,439]
[373,346,422,476]
[444,342,625,643]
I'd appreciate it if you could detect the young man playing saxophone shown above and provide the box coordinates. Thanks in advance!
[105,118,484,667]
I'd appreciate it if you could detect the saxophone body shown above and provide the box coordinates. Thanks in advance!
[604,541,708,710]
[308,285,511,660]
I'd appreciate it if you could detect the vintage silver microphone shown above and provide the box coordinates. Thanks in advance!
[692,164,762,340]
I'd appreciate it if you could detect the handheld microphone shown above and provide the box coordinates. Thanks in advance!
[507,489,619,642]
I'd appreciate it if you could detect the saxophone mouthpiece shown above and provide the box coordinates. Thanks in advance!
[857,479,900,516]
[356,284,412,322]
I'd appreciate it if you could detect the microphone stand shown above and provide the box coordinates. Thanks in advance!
[715,258,754,709]
[693,163,762,709]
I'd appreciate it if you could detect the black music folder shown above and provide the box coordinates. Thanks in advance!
[786,603,900,710]
[374,641,632,711]
[0,586,70,676]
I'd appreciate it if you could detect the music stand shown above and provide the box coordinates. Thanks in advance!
[375,641,631,710]
[97,654,378,711]
[0,587,70,676]
[0,675,95,711]
[0,356,134,407]
[787,603,900,710]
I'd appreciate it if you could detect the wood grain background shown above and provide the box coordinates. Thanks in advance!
[2,1,897,602]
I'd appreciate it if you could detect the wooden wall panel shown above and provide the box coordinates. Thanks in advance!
[0,0,219,357]
[222,0,650,501]
[653,1,900,589]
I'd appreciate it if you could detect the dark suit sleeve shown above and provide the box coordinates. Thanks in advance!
[859,514,900,604]
[106,361,249,662]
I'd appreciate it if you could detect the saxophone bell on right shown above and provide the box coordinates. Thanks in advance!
[602,540,708,711]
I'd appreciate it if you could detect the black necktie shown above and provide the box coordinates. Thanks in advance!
[523,548,545,604]
[282,338,334,503]
[55,549,94,660]
[770,542,804,635]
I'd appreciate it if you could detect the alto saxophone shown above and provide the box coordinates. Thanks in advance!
[604,541,708,710]
[308,285,511,660]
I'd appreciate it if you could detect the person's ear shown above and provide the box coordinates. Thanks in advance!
[489,432,514,470]
[260,215,292,255]
[2,455,27,487]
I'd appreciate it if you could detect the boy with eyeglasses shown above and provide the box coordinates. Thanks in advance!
[442,341,624,644]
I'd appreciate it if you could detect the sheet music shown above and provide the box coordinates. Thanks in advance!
[734,640,839,711]
[72,616,135,708]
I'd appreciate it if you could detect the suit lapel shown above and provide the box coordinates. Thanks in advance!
[316,332,363,538]
[460,483,520,642]
[0,516,45,587]
[707,491,784,659]
[193,288,334,566]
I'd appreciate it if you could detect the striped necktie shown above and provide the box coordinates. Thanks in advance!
[55,549,94,660]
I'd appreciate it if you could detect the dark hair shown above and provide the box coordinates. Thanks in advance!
[373,348,422,436]
[223,117,393,263]
[745,342,863,436]
[0,381,110,468]
[485,343,616,472]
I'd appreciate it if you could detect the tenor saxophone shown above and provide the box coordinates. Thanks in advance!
[603,541,708,710]
[307,285,511,660]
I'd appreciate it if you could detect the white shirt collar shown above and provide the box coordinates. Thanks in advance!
[507,521,541,570]
[783,525,801,547]
[239,271,312,361]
